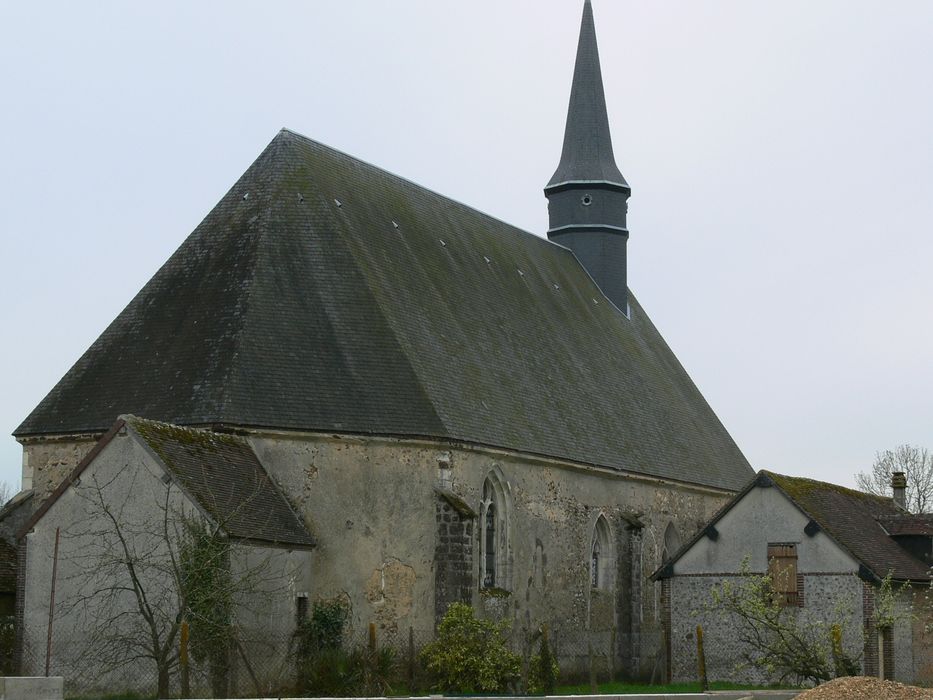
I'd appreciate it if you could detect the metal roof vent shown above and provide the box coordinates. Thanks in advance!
[242,192,250,201]
[334,199,342,207]
[392,221,400,230]
[483,256,491,264]
[439,239,447,247]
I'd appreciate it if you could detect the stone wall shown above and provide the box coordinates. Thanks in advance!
[17,436,98,500]
[670,573,864,685]
[20,425,735,681]
[248,430,732,677]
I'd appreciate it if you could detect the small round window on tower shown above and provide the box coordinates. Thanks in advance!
[581,194,593,206]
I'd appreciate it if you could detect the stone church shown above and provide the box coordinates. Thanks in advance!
[13,0,753,680]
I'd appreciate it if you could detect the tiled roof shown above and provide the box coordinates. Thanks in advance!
[765,472,930,582]
[654,471,933,583]
[877,514,933,537]
[16,130,752,491]
[127,416,314,549]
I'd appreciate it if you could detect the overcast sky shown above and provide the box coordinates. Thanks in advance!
[1,1,931,493]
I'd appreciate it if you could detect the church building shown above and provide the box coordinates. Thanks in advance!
[13,0,753,684]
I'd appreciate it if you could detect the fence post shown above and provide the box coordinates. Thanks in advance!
[609,626,616,681]
[830,623,843,678]
[408,626,415,691]
[44,527,60,678]
[696,625,708,692]
[179,620,190,699]
[588,641,597,693]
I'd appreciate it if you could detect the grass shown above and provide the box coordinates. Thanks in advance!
[553,679,791,694]
[67,694,151,700]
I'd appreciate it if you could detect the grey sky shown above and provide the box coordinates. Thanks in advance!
[1,1,931,492]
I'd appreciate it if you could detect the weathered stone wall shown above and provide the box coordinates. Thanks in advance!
[670,573,864,685]
[17,436,99,500]
[248,430,732,677]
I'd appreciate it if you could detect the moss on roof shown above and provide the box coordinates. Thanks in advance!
[17,130,753,492]
[765,471,890,506]
[763,470,928,582]
[126,415,314,549]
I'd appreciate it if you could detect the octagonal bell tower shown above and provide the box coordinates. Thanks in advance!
[545,0,631,314]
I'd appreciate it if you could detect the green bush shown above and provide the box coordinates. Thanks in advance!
[420,603,521,693]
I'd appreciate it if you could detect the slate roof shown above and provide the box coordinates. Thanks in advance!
[654,470,932,582]
[16,129,752,491]
[546,0,628,191]
[126,416,315,549]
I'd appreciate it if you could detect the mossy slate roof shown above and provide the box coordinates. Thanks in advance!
[655,471,932,582]
[765,471,931,581]
[127,416,314,548]
[17,129,752,491]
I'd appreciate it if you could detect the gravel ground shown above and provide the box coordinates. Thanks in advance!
[795,676,933,699]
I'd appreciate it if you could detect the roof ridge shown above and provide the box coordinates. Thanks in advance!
[278,128,573,254]
[216,133,293,418]
[268,132,448,434]
[762,469,894,504]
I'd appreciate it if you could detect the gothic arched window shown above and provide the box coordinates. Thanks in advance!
[662,522,682,564]
[590,515,614,590]
[480,469,510,590]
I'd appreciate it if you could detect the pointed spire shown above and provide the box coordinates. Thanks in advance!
[546,0,627,191]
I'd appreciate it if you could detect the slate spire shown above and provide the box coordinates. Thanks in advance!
[547,0,627,190]
[545,0,631,313]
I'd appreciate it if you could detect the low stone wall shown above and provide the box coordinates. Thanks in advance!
[0,676,64,700]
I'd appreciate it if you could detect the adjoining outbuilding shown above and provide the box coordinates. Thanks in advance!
[16,415,314,697]
[653,471,933,686]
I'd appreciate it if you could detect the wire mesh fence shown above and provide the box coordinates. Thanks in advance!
[6,623,635,698]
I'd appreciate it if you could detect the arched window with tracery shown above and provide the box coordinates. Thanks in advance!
[480,469,510,590]
[590,515,614,590]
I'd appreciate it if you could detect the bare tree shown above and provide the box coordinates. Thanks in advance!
[0,481,15,508]
[54,462,295,698]
[856,444,933,513]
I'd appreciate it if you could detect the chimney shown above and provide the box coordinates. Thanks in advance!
[891,471,907,510]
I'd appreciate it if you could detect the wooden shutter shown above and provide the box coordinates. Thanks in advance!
[767,544,798,606]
